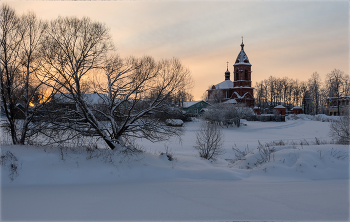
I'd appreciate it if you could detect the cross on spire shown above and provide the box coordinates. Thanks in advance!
[226,61,229,70]
[240,36,244,50]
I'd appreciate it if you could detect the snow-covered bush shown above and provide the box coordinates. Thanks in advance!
[286,114,341,122]
[256,141,276,164]
[232,145,250,161]
[165,119,184,127]
[160,146,175,161]
[194,122,225,160]
[202,104,253,127]
[329,114,350,145]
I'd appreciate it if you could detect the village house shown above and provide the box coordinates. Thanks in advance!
[327,96,349,116]
[182,100,211,116]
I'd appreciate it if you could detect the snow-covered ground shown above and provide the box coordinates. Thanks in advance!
[1,117,349,221]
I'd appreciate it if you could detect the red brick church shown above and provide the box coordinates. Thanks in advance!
[207,39,255,107]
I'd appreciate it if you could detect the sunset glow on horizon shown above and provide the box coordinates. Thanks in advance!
[5,0,349,100]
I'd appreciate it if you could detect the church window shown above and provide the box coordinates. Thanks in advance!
[245,70,248,80]
[235,70,239,80]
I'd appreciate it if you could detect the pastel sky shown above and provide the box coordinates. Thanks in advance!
[5,0,349,100]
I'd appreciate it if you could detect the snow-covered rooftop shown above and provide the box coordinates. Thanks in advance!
[274,105,285,109]
[223,99,237,104]
[54,93,108,104]
[210,80,234,90]
[182,100,209,108]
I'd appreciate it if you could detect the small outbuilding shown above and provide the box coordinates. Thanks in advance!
[291,106,303,115]
[274,105,285,115]
[253,107,261,115]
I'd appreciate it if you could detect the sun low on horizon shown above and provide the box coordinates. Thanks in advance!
[4,0,349,100]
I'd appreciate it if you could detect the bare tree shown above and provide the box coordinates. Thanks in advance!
[299,81,309,113]
[37,16,116,148]
[1,5,49,145]
[254,80,265,109]
[267,76,276,107]
[208,88,223,104]
[92,55,191,149]
[292,79,301,106]
[325,69,348,115]
[280,77,289,106]
[172,90,193,106]
[0,4,24,144]
[38,16,192,150]
[308,72,322,115]
[194,121,224,160]
[17,11,49,144]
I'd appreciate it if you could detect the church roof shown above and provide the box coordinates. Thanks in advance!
[234,41,251,65]
[212,80,234,90]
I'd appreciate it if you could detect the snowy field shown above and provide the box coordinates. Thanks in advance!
[1,117,349,221]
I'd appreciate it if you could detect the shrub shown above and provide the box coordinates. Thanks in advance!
[232,144,250,161]
[1,151,19,181]
[329,113,350,145]
[256,141,276,164]
[194,122,224,160]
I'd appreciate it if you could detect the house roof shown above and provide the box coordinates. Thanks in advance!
[182,100,210,108]
[274,105,285,109]
[54,93,108,104]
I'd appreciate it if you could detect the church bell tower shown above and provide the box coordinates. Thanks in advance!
[232,38,255,107]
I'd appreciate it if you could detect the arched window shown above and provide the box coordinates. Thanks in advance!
[245,70,248,80]
[235,70,239,80]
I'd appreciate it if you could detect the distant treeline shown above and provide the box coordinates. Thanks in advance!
[254,69,349,114]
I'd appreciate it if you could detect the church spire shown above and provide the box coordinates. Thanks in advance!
[241,36,244,50]
[235,37,250,65]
